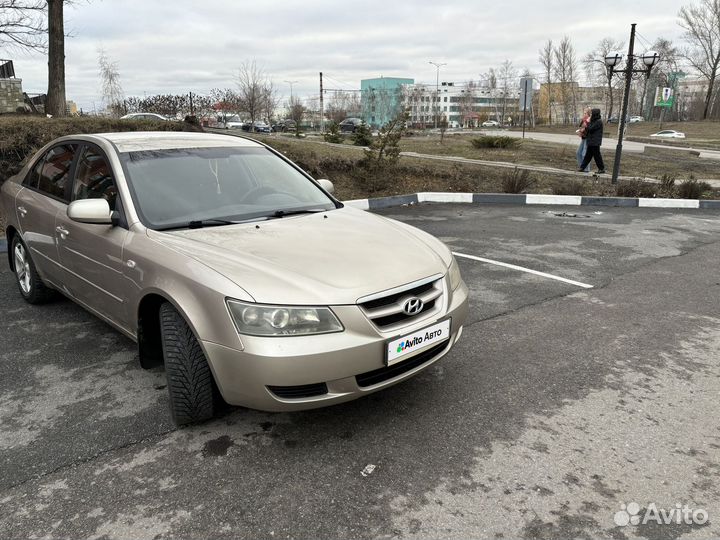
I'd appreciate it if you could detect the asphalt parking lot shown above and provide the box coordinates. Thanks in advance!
[2,203,720,539]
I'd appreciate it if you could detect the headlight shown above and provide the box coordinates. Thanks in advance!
[226,299,344,336]
[448,256,462,291]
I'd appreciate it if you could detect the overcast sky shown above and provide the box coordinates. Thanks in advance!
[6,0,691,111]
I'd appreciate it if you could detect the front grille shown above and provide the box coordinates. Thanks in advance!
[356,341,449,388]
[267,382,328,399]
[358,276,444,331]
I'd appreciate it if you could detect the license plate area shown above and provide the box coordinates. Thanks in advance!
[386,318,451,366]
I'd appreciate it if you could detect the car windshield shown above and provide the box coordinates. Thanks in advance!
[120,146,337,230]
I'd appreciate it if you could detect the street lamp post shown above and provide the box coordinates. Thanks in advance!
[284,80,299,100]
[429,61,447,129]
[604,23,660,184]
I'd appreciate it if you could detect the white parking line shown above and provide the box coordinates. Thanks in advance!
[452,252,594,289]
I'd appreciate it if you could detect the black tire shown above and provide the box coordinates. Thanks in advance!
[10,236,56,304]
[159,302,220,425]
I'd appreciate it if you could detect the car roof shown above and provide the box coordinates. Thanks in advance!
[81,131,263,153]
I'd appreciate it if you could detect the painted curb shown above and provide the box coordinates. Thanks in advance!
[345,192,720,211]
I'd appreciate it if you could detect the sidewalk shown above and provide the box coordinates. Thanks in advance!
[398,151,720,188]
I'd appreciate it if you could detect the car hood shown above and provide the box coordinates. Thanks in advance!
[148,206,452,305]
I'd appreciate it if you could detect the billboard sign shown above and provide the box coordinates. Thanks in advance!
[654,87,674,108]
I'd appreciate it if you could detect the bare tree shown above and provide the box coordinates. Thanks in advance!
[457,80,476,127]
[0,0,46,50]
[210,87,242,123]
[553,36,578,124]
[261,79,279,124]
[539,39,554,124]
[237,60,268,130]
[497,60,516,125]
[639,37,681,119]
[583,37,624,121]
[288,95,306,137]
[679,0,720,119]
[1,1,68,116]
[98,48,124,116]
[325,91,361,123]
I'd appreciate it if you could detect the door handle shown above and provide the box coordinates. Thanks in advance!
[17,206,27,217]
[55,226,69,238]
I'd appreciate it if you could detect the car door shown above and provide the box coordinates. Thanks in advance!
[15,143,78,287]
[55,143,132,329]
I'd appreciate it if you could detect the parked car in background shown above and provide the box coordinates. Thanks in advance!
[481,120,500,127]
[242,121,271,133]
[650,130,686,139]
[222,115,246,130]
[272,119,297,132]
[1,131,469,425]
[120,113,169,122]
[339,118,364,133]
[629,115,644,123]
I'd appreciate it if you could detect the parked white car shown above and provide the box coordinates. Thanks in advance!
[650,130,686,139]
[482,120,500,127]
[629,116,644,123]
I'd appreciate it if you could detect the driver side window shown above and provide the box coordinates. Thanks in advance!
[72,145,118,211]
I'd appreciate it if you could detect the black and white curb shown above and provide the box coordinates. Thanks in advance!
[344,192,720,211]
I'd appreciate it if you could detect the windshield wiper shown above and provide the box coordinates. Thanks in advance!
[187,218,242,229]
[269,208,327,219]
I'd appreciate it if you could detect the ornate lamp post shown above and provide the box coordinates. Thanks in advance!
[605,23,660,184]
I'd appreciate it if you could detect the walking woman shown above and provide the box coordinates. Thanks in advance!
[579,108,605,174]
[576,107,592,172]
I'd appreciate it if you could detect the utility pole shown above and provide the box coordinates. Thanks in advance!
[429,61,447,129]
[189,91,194,116]
[319,72,324,133]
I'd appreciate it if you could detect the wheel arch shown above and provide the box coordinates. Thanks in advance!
[5,226,19,271]
[135,289,222,371]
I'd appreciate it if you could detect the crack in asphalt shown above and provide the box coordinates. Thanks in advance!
[1,427,177,494]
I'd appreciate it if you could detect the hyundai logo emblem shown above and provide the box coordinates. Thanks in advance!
[403,297,424,316]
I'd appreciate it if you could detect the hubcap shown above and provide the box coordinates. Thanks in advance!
[14,243,31,294]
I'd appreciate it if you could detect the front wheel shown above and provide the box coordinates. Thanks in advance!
[159,302,221,425]
[11,236,56,304]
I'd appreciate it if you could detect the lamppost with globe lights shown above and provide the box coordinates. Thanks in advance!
[604,23,660,184]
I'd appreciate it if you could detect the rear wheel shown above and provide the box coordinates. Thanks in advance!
[159,302,220,425]
[11,236,56,304]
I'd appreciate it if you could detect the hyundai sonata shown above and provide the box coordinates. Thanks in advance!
[1,132,469,424]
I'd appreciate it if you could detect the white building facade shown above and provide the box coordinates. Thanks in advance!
[400,81,522,128]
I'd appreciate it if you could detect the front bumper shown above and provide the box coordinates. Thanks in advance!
[204,279,469,411]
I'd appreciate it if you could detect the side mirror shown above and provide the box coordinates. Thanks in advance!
[318,179,335,195]
[67,199,113,225]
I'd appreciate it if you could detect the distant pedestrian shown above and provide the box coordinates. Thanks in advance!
[575,107,592,172]
[579,108,605,174]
